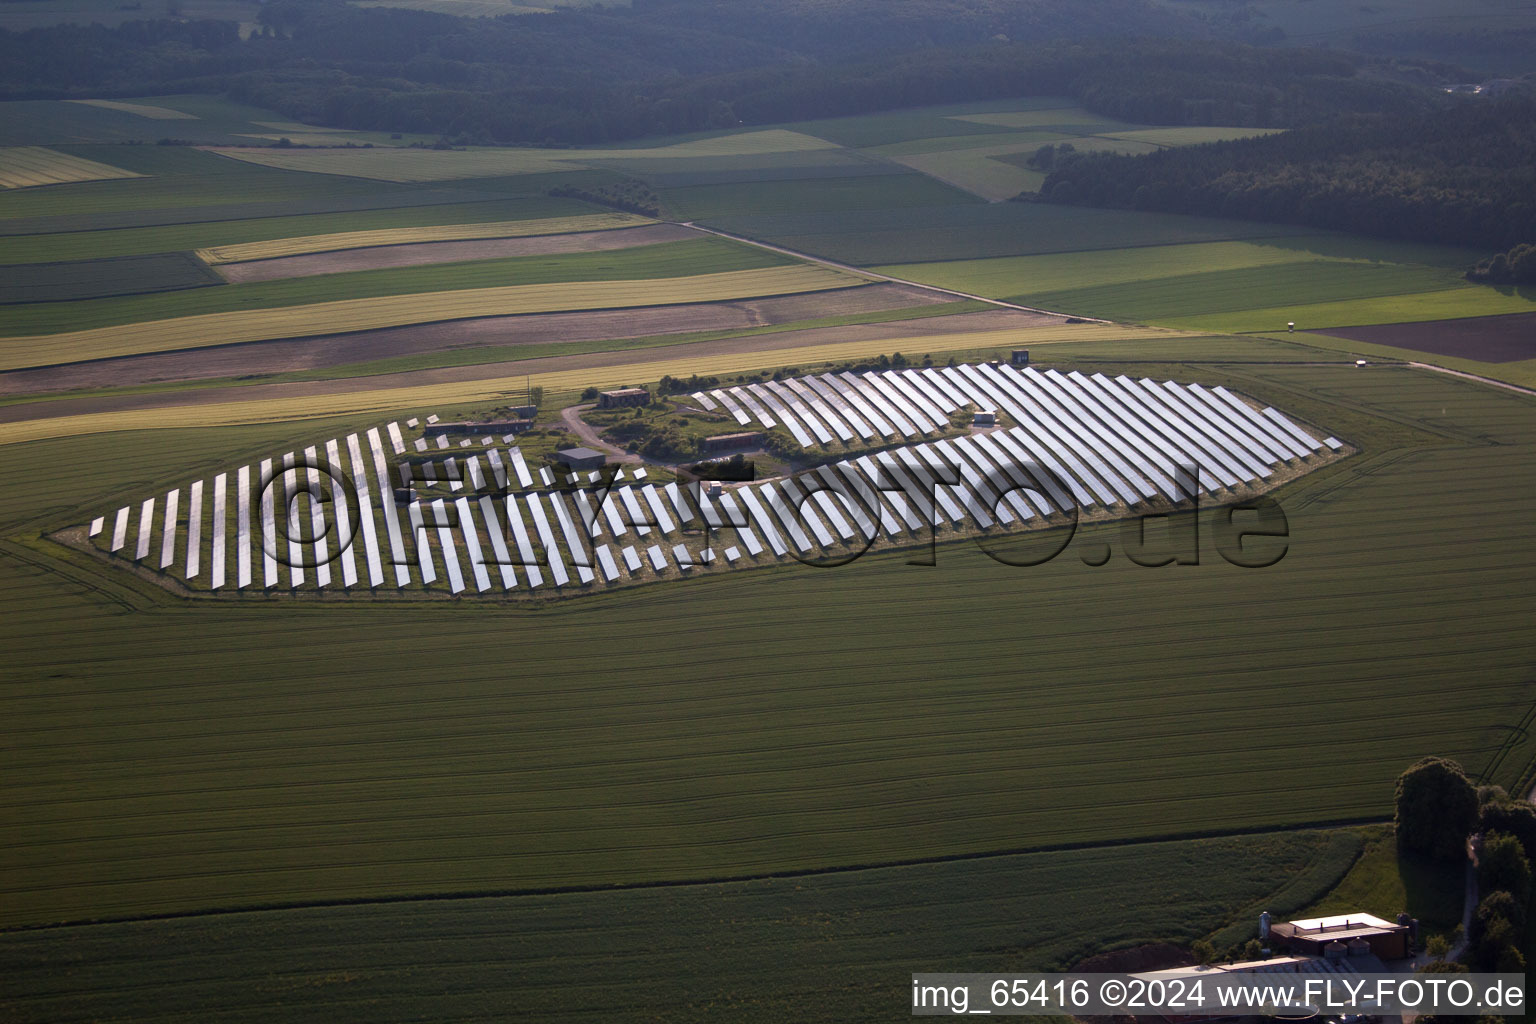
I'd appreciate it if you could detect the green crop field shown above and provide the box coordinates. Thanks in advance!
[1173,286,1536,336]
[708,202,1311,265]
[662,173,979,221]
[0,197,597,264]
[0,235,798,337]
[212,130,840,182]
[0,262,859,369]
[0,252,222,304]
[1009,262,1459,325]
[1,361,1532,932]
[0,830,1355,1023]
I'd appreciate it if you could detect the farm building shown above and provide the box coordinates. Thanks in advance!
[423,419,533,437]
[701,431,765,453]
[1267,913,1411,960]
[554,447,606,470]
[597,387,650,409]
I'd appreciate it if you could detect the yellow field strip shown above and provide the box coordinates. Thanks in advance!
[0,147,143,189]
[66,99,198,120]
[195,212,653,264]
[0,323,1187,445]
[0,265,861,371]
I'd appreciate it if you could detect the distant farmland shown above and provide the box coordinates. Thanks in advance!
[0,263,861,369]
[2,93,1534,1014]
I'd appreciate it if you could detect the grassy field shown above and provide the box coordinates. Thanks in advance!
[0,146,142,189]
[1010,262,1458,325]
[0,831,1351,1023]
[1294,826,1466,935]
[1172,286,1536,335]
[0,262,859,370]
[195,212,650,263]
[0,362,1533,931]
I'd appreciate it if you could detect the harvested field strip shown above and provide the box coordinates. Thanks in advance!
[0,264,861,372]
[196,212,650,263]
[0,147,141,189]
[0,323,1188,443]
[212,224,702,285]
[1316,313,1536,364]
[65,100,198,120]
[0,235,793,336]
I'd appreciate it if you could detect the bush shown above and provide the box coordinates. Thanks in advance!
[1479,799,1536,861]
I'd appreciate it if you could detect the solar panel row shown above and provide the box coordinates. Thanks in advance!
[89,370,1337,594]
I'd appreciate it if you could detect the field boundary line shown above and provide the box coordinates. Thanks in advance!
[679,221,1113,324]
[0,816,1389,935]
[1407,361,1536,398]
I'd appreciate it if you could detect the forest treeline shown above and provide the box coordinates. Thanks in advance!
[1034,96,1536,251]
[0,0,1453,145]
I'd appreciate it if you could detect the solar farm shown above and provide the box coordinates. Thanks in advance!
[75,365,1345,597]
[2,89,1534,1022]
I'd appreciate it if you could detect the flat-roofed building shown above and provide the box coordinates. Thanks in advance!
[597,387,650,409]
[1269,913,1410,961]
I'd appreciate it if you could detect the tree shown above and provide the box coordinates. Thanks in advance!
[1395,757,1478,862]
[1479,799,1536,862]
[1478,832,1532,905]
[1190,939,1217,964]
